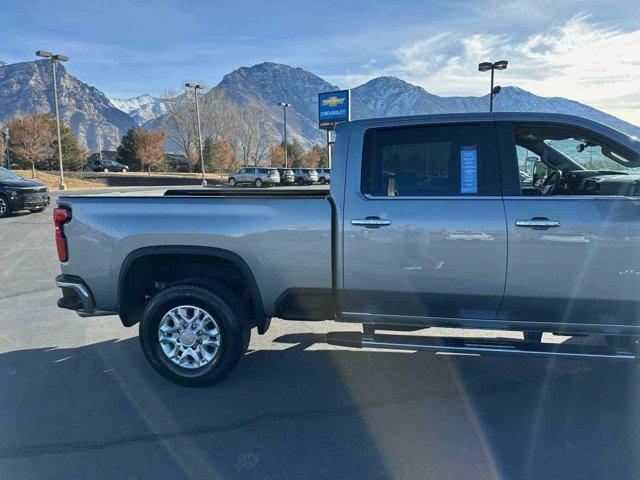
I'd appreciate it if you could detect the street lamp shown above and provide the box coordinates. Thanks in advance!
[185,82,207,186]
[478,60,508,112]
[278,102,291,168]
[36,50,69,190]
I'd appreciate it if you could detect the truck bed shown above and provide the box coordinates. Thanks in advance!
[57,192,333,316]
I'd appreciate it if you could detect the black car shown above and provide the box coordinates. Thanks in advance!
[87,159,129,172]
[0,167,50,218]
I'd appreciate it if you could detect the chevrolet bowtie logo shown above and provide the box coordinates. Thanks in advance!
[322,96,345,107]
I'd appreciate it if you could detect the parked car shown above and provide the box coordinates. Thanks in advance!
[0,167,50,218]
[317,168,331,184]
[88,159,129,172]
[54,113,640,386]
[291,168,319,186]
[276,168,296,185]
[227,167,280,187]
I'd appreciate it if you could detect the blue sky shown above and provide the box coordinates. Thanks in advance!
[2,0,639,123]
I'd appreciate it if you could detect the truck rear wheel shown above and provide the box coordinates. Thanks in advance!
[139,284,250,387]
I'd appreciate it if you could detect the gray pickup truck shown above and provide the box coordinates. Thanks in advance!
[55,113,640,386]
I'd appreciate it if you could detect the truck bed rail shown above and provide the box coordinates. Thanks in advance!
[164,187,330,198]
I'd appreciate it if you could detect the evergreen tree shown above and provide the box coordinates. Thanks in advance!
[117,127,139,171]
[284,139,305,167]
[202,136,215,172]
[51,122,86,171]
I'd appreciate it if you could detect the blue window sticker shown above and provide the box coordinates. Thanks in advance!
[460,145,478,194]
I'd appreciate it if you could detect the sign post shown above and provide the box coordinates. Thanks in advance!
[318,90,350,168]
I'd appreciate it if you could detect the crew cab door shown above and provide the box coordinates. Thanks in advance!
[341,120,507,323]
[496,121,640,328]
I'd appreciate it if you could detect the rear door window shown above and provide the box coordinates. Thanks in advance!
[361,123,500,197]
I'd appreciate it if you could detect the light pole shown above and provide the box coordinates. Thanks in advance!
[278,102,291,167]
[478,60,508,112]
[36,50,68,190]
[185,83,207,186]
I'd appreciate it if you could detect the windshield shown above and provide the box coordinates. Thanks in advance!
[515,125,640,174]
[544,138,639,172]
[0,167,22,180]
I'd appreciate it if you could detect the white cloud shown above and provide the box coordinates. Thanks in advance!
[332,14,640,125]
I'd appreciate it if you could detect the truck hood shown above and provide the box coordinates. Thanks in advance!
[0,178,47,189]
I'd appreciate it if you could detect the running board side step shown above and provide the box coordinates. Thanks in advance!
[326,331,637,361]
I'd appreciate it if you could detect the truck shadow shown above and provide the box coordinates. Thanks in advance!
[0,333,638,479]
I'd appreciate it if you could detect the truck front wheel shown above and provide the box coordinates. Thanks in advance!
[139,284,250,387]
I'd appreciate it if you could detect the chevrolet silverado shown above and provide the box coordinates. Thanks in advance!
[54,113,640,386]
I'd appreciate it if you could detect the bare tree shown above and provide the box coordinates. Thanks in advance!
[162,90,197,157]
[199,90,237,142]
[134,129,166,175]
[231,101,270,166]
[8,115,53,178]
[163,86,272,168]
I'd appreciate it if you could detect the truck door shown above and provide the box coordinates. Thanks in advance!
[497,121,640,328]
[342,121,507,323]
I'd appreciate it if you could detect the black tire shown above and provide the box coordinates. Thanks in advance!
[254,178,263,188]
[228,178,237,187]
[296,177,305,186]
[0,194,11,219]
[319,177,327,185]
[139,284,250,387]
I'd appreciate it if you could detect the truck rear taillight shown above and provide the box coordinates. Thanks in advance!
[53,207,71,262]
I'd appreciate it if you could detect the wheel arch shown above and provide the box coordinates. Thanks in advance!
[118,245,266,329]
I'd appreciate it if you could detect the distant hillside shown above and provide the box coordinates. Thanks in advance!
[351,77,640,138]
[3,60,639,154]
[0,60,134,150]
[177,63,640,147]
[212,62,338,146]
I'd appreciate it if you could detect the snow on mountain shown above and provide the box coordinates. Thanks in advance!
[109,94,167,125]
[352,79,640,139]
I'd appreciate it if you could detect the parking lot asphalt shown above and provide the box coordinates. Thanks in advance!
[0,189,638,479]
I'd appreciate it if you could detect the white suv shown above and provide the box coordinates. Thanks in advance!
[228,168,280,187]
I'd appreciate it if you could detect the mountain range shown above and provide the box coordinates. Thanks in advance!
[0,60,134,150]
[1,60,639,152]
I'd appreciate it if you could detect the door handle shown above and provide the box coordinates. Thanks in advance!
[515,218,560,228]
[351,217,391,228]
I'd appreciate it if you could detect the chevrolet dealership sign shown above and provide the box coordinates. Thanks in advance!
[318,90,350,130]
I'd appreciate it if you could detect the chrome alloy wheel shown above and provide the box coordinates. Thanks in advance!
[158,305,221,369]
[0,197,7,216]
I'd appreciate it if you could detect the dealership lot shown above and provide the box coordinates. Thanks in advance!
[0,189,639,480]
